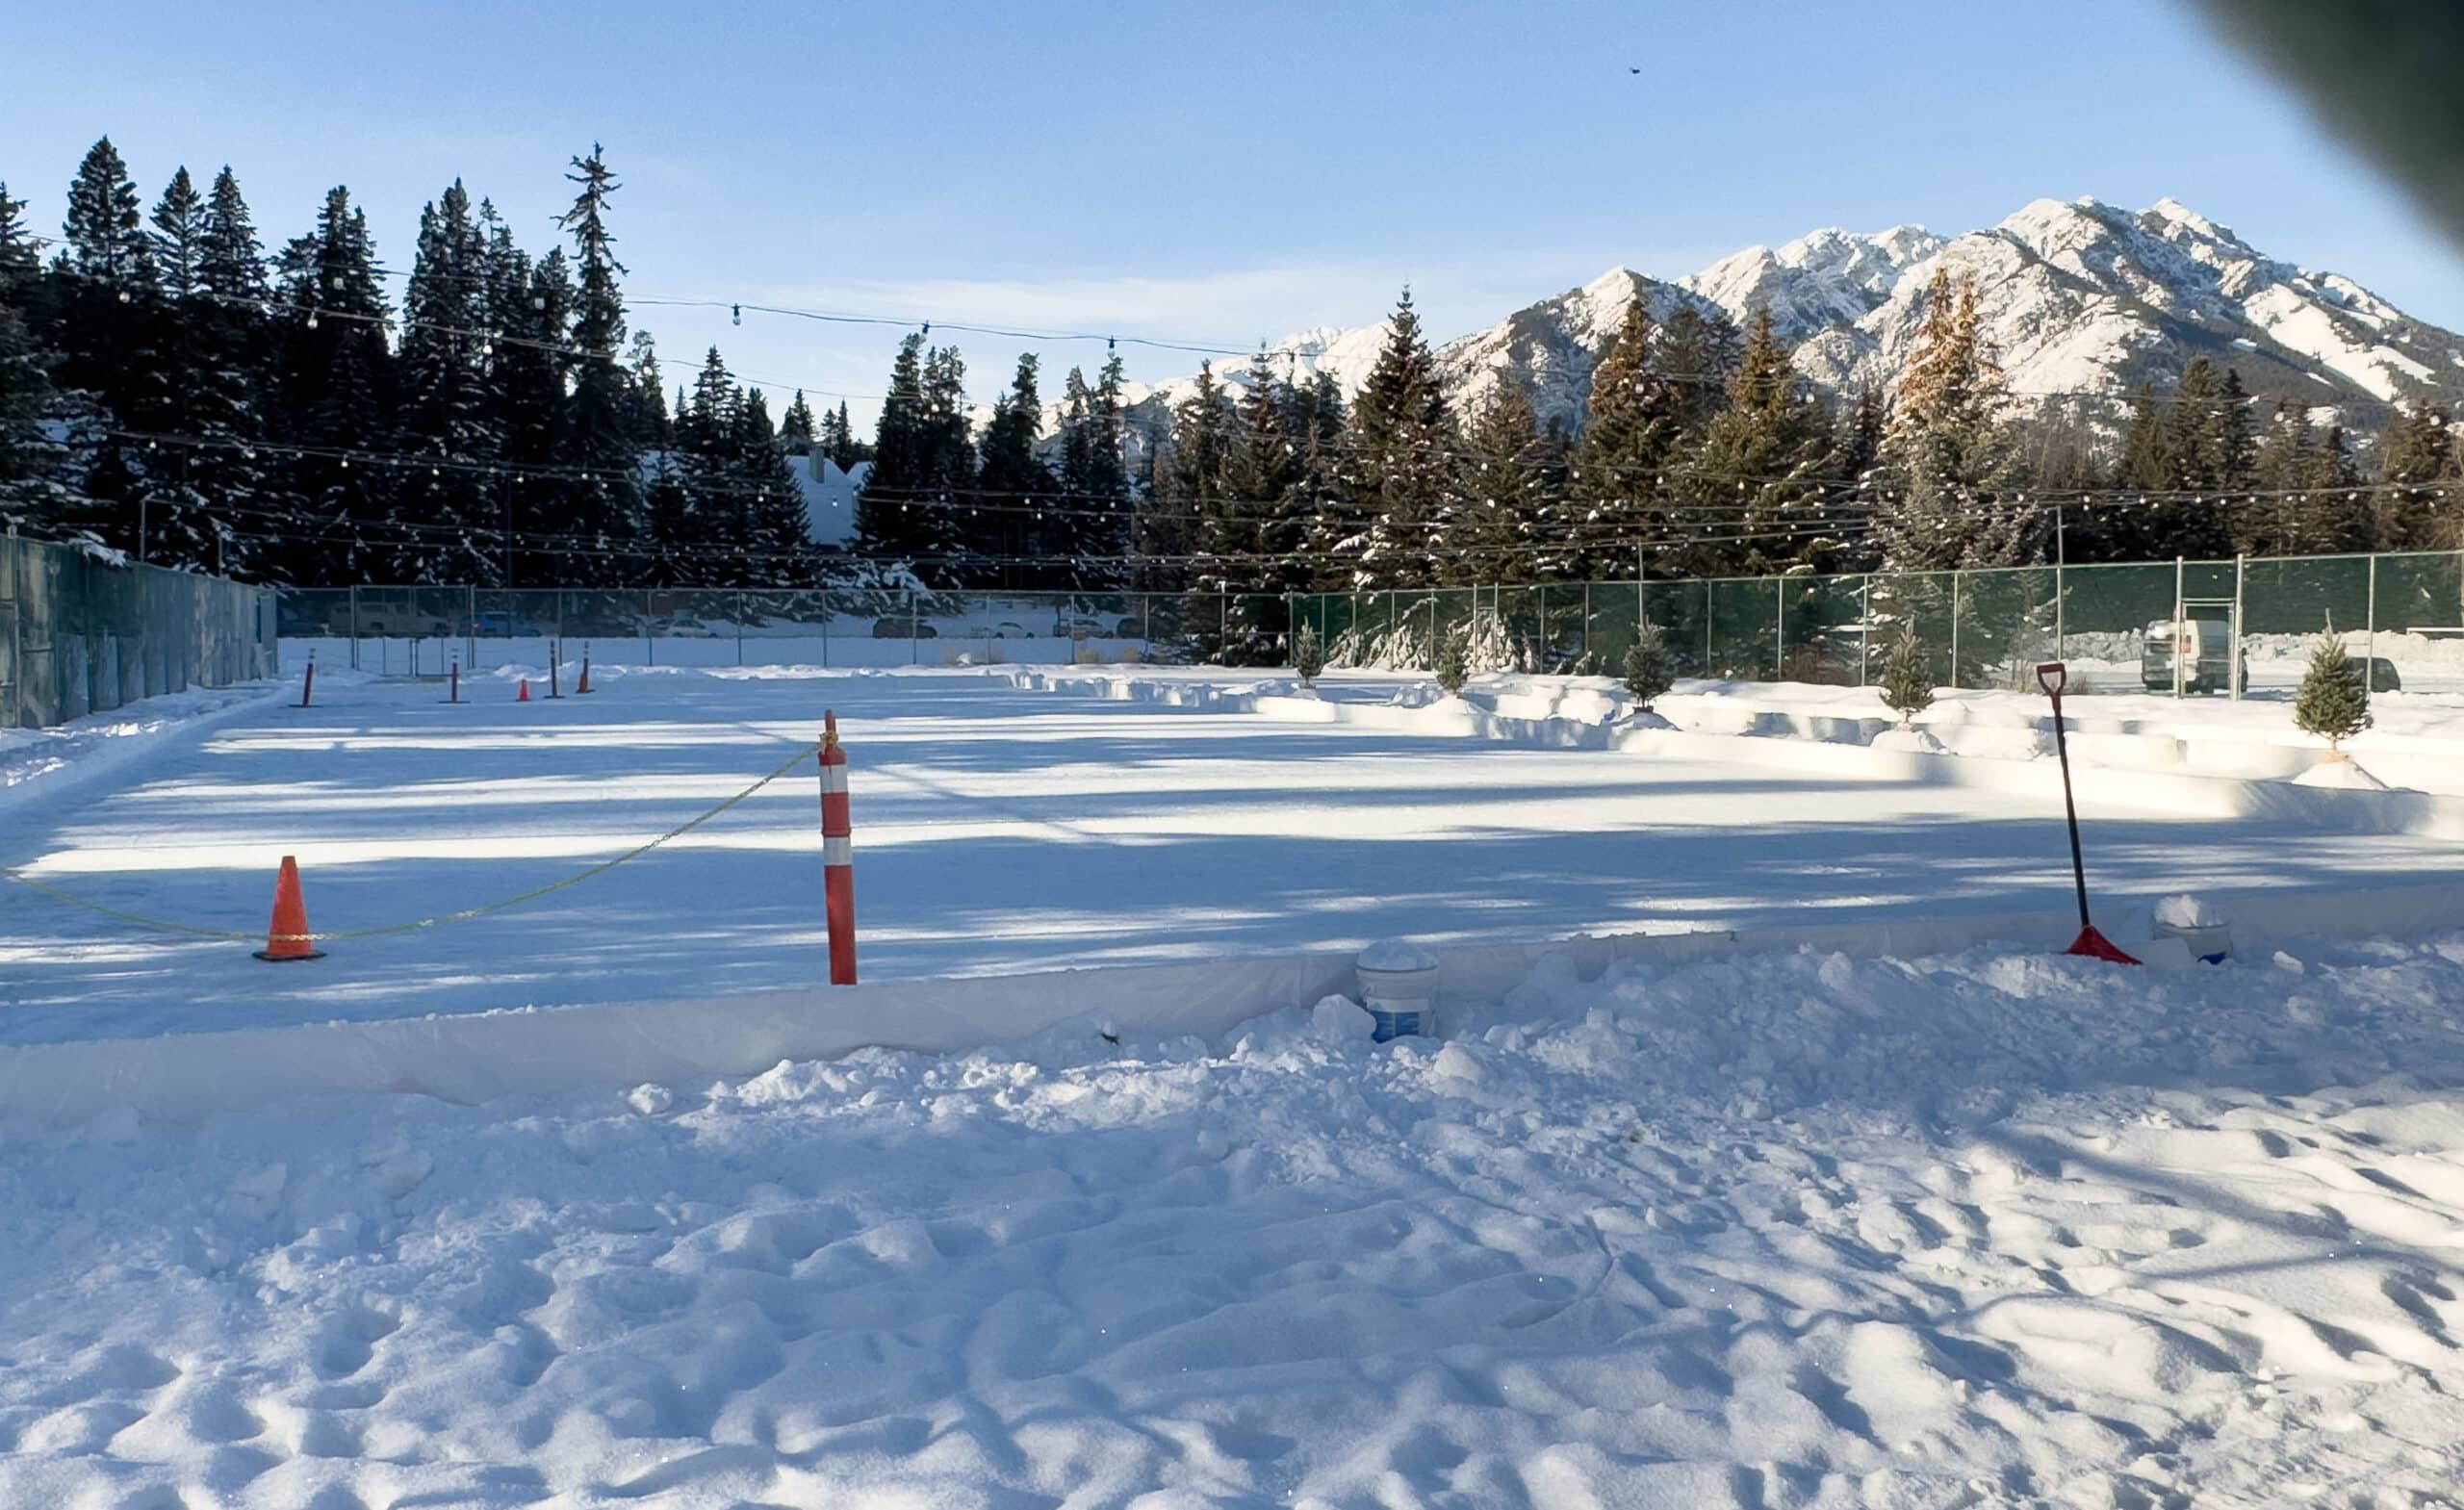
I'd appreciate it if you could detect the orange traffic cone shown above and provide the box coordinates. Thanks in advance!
[253,855,325,962]
[517,678,530,703]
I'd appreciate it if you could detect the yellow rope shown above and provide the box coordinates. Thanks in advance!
[1,741,822,944]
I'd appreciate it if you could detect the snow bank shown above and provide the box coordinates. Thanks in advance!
[10,878,2464,1129]
[997,665,2464,840]
[10,924,2464,1504]
[0,676,293,817]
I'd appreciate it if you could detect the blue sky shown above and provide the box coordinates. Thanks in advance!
[8,0,2459,423]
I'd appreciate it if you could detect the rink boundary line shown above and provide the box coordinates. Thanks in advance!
[990,668,2464,840]
[4,879,2462,1128]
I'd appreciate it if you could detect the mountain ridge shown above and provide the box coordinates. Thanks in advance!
[1081,195,2463,450]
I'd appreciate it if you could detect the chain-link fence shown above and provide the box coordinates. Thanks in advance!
[2,532,281,729]
[1295,551,2464,696]
[274,586,1297,674]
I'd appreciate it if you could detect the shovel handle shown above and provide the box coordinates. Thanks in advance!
[2035,661,2066,698]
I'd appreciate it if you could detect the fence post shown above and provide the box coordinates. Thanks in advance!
[2232,553,2246,701]
[2367,552,2378,669]
[1703,579,1712,674]
[1857,576,1872,687]
[1950,571,1962,689]
[2172,556,2186,700]
[1773,578,1784,682]
[2055,558,2066,662]
[347,584,361,671]
[736,590,746,667]
[911,590,920,665]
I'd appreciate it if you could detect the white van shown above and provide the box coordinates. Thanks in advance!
[2141,618,2246,695]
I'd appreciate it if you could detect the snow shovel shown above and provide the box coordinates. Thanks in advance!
[2037,663,2139,964]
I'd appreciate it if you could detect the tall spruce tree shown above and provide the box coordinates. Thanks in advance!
[1454,383,1550,585]
[732,388,814,586]
[395,181,498,582]
[273,187,395,584]
[1653,302,1741,437]
[780,390,817,453]
[1155,361,1230,605]
[1570,296,1678,578]
[2376,400,2458,550]
[1871,269,2027,571]
[1679,305,1832,576]
[975,353,1057,587]
[1345,290,1456,589]
[553,145,641,585]
[0,182,73,531]
[855,333,934,563]
[625,330,669,449]
[1052,354,1131,588]
[53,139,165,557]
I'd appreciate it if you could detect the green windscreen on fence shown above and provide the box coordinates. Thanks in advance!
[3,533,280,729]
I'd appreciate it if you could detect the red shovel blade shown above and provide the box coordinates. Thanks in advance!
[2065,924,2141,965]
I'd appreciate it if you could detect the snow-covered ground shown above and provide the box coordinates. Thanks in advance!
[5,664,2459,1048]
[8,931,2464,1506]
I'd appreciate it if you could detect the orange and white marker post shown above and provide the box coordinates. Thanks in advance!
[820,710,857,985]
[298,649,317,707]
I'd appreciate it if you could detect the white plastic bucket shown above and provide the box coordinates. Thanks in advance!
[2153,919,2232,964]
[1357,941,1439,1042]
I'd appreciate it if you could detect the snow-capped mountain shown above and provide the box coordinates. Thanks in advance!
[1116,196,2463,439]
[1789,197,2464,418]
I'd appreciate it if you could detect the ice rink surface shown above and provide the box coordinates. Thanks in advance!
[2,665,2452,1047]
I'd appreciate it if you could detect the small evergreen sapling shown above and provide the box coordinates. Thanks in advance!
[1622,622,1673,713]
[2294,625,2371,755]
[1880,624,1935,726]
[1292,622,1324,684]
[1434,625,1470,696]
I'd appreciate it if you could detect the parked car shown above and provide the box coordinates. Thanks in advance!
[662,615,714,638]
[987,622,1032,639]
[1052,611,1108,638]
[474,611,546,637]
[2348,654,2402,693]
[1115,616,1146,639]
[871,616,938,639]
[2140,618,2248,695]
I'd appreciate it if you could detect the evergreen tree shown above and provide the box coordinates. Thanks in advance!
[148,167,209,296]
[487,231,571,586]
[2376,400,2458,550]
[1289,370,1351,580]
[1880,623,1936,725]
[1679,305,1832,576]
[1621,621,1674,712]
[639,455,696,587]
[2135,357,2238,558]
[1871,269,2027,571]
[856,334,934,563]
[272,187,395,584]
[553,145,641,585]
[185,166,275,576]
[2306,424,2374,551]
[827,399,864,469]
[731,388,814,586]
[1052,354,1131,588]
[781,389,817,453]
[625,330,669,449]
[975,353,1057,587]
[62,138,154,287]
[1569,296,1678,577]
[2293,622,2371,754]
[1455,384,1548,584]
[1653,302,1741,437]
[395,180,497,582]
[1213,352,1307,651]
[52,139,165,557]
[1156,361,1230,608]
[1344,290,1456,589]
[0,183,74,531]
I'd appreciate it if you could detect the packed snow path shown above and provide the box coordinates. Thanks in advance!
[3,666,2457,1047]
[7,935,2464,1506]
